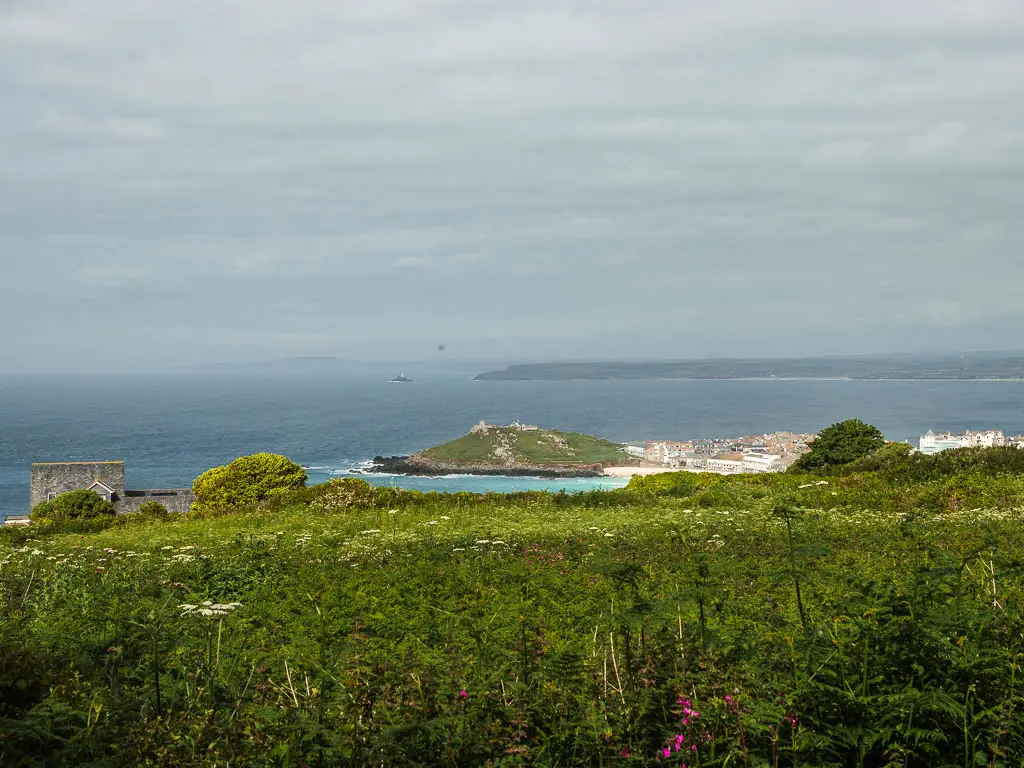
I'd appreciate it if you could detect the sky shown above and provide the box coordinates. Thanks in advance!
[2,0,1023,372]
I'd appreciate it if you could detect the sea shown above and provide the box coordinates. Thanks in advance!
[1,373,1022,520]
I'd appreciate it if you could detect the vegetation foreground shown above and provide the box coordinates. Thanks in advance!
[4,447,1024,766]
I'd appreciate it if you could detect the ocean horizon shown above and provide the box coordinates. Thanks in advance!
[2,373,1022,519]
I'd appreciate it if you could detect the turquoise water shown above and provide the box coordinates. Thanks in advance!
[306,468,630,495]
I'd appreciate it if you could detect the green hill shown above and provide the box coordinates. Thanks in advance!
[420,424,627,466]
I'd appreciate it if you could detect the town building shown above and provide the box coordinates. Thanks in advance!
[706,457,745,474]
[742,454,779,473]
[643,441,694,467]
[29,461,194,514]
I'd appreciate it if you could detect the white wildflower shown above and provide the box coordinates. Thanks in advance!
[181,601,240,618]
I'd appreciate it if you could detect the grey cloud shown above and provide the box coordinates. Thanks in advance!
[1,0,1023,371]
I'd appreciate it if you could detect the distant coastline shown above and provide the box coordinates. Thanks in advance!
[474,352,1024,382]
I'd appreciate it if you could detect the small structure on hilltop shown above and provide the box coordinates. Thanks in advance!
[30,461,195,514]
[470,420,540,435]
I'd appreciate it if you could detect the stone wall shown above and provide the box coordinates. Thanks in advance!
[30,462,126,510]
[121,489,195,514]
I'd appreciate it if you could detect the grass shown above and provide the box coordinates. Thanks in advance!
[3,455,1024,766]
[421,427,627,466]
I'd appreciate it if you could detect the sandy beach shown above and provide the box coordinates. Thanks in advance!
[602,466,680,477]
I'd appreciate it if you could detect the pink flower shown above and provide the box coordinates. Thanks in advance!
[724,695,732,703]
[459,689,468,699]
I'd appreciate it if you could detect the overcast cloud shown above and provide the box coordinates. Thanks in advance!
[2,0,1023,371]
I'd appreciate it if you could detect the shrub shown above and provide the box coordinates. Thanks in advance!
[834,441,915,475]
[888,446,1024,483]
[29,489,116,522]
[626,471,717,497]
[192,453,307,514]
[308,478,378,513]
[135,500,168,517]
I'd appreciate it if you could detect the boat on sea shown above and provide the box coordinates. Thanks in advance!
[390,372,413,383]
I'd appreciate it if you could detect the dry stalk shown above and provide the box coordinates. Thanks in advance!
[284,661,301,708]
[610,632,626,707]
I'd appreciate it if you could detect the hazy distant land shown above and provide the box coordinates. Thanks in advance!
[474,352,1024,381]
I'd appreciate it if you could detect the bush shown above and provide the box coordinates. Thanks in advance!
[888,446,1024,483]
[29,489,116,522]
[833,441,915,475]
[135,500,168,517]
[192,453,307,514]
[308,478,378,513]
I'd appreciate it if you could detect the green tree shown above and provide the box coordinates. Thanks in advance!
[791,419,887,472]
[192,453,307,513]
[29,489,116,522]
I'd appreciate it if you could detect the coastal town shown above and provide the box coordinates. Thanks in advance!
[617,427,1024,476]
[615,432,816,476]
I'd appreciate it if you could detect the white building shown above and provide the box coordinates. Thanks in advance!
[643,441,692,466]
[742,454,780,473]
[706,458,745,474]
[623,445,646,459]
[919,429,1005,455]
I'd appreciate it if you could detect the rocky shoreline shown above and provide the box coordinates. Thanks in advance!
[370,455,607,478]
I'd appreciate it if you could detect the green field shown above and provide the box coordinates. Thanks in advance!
[4,449,1024,766]
[420,427,628,466]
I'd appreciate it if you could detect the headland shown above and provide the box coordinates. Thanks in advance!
[370,420,633,478]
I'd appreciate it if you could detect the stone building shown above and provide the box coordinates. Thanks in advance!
[30,461,195,514]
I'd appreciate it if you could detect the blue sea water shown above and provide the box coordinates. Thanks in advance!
[1,373,1022,519]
